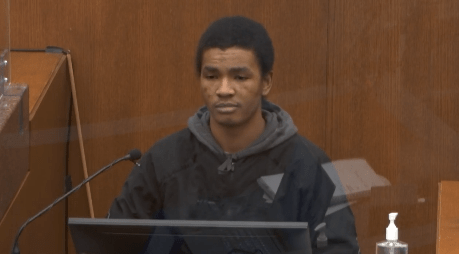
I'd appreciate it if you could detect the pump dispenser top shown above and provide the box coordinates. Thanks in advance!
[386,212,398,240]
[377,212,408,254]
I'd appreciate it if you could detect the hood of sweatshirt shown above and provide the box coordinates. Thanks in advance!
[187,100,298,174]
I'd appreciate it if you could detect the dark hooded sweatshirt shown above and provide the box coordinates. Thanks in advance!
[108,100,359,254]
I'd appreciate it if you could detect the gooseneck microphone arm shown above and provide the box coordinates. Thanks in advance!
[11,149,142,254]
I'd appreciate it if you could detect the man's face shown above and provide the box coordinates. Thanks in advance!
[200,47,272,128]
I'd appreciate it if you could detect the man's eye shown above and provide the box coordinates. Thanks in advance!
[206,75,217,79]
[235,76,247,81]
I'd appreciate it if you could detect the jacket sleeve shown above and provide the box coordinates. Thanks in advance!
[300,137,360,254]
[271,148,336,248]
[298,162,336,247]
[313,206,360,254]
[315,164,360,254]
[107,150,163,219]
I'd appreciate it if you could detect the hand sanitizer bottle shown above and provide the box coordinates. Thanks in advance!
[376,213,408,254]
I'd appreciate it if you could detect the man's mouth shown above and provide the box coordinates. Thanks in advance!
[215,103,239,113]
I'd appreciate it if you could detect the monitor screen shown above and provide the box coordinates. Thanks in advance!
[69,218,312,254]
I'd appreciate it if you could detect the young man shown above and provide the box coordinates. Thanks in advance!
[109,16,359,253]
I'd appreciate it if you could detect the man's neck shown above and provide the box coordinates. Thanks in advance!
[210,112,266,154]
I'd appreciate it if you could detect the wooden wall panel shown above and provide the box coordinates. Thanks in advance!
[328,0,459,253]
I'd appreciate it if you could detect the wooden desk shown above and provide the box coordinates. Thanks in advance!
[0,51,70,254]
[436,181,459,254]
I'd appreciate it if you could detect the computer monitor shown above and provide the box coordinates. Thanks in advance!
[69,218,312,254]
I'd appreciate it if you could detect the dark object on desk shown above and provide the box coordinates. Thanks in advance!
[68,218,312,254]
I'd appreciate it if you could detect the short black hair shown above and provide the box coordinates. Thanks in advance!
[195,16,274,77]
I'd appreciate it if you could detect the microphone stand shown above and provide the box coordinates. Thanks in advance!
[11,153,135,254]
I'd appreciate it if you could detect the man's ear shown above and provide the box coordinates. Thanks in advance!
[261,71,273,96]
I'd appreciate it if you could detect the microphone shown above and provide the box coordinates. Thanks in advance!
[125,148,142,161]
[11,149,142,254]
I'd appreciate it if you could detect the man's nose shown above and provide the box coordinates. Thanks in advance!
[216,78,235,96]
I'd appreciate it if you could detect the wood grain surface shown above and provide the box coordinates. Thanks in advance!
[327,1,459,253]
[7,1,459,254]
[10,52,63,116]
[436,181,459,254]
[0,52,70,254]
